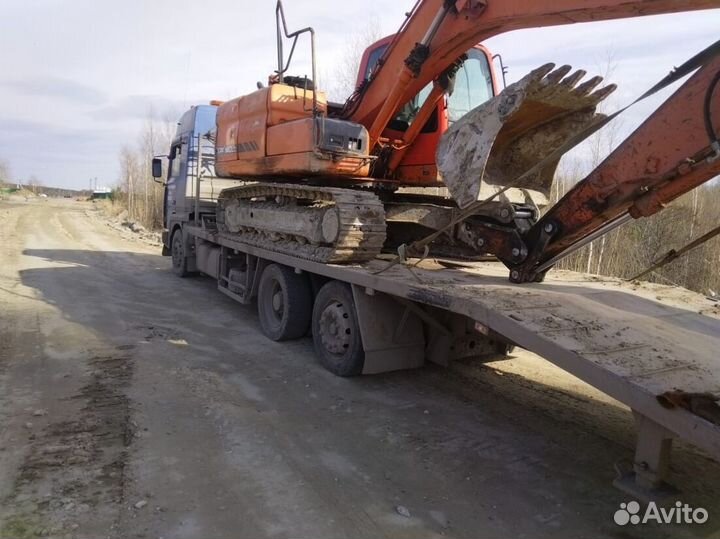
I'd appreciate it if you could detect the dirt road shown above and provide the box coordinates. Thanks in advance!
[1,199,718,539]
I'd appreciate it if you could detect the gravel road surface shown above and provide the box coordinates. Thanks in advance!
[1,199,718,539]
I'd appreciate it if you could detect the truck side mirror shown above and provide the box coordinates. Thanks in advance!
[152,158,163,179]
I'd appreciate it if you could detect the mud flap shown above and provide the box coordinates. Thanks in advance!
[437,63,616,209]
[162,230,170,255]
[351,285,425,374]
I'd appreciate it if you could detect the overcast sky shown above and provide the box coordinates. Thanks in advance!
[1,1,718,190]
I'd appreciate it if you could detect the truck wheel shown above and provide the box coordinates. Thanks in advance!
[257,264,312,341]
[171,229,191,278]
[312,281,364,377]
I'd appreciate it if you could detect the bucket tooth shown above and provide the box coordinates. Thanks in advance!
[590,84,618,103]
[573,75,604,96]
[532,62,558,79]
[437,64,616,209]
[561,70,587,88]
[545,64,573,84]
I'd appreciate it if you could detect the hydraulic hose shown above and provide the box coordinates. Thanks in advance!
[704,70,720,153]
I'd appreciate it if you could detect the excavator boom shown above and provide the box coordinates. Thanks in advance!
[345,0,720,145]
[338,0,720,282]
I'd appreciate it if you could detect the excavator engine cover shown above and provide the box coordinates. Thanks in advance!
[437,63,616,209]
[215,83,371,179]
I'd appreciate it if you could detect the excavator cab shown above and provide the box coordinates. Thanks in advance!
[357,36,497,185]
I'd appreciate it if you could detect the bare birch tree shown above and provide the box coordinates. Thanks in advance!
[117,109,175,228]
[0,159,11,186]
[327,15,383,102]
[28,175,43,195]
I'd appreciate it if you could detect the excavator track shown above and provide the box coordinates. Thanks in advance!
[216,183,386,264]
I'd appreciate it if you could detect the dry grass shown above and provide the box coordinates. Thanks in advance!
[95,199,127,219]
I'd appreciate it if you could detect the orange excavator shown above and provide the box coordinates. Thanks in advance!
[210,0,720,283]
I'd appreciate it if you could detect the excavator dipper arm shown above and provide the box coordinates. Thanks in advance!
[508,49,720,283]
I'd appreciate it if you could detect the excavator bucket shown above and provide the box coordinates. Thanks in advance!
[437,63,616,209]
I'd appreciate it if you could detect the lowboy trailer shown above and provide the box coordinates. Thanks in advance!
[159,105,720,501]
[176,219,720,501]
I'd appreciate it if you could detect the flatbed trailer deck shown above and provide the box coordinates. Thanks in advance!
[183,224,720,499]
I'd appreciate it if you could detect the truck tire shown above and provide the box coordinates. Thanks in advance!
[257,264,312,341]
[312,281,364,377]
[171,229,192,278]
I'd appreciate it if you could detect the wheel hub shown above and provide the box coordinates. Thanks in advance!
[270,282,284,320]
[272,290,284,313]
[172,238,183,267]
[318,302,351,355]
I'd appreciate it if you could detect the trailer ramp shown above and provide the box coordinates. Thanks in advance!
[358,259,720,499]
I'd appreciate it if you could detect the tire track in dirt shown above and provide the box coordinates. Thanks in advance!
[1,347,136,538]
[1,203,140,538]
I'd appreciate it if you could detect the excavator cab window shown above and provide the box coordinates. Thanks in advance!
[364,46,386,81]
[447,48,493,124]
[391,49,492,132]
[392,85,435,132]
[364,42,493,133]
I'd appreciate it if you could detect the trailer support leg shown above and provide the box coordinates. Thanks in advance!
[614,411,678,501]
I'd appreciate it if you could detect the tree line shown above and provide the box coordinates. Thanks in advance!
[113,115,175,230]
[550,177,720,296]
[0,158,46,194]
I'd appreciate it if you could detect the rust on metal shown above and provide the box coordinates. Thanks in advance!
[658,390,720,426]
[531,53,720,266]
